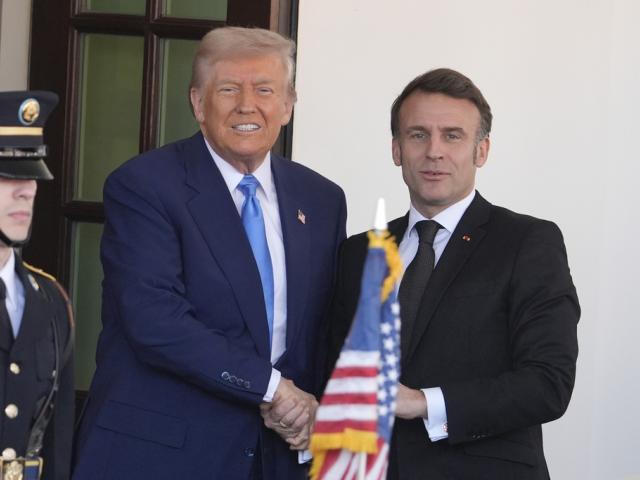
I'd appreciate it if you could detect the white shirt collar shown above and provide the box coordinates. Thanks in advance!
[203,138,274,201]
[0,250,17,303]
[407,190,476,236]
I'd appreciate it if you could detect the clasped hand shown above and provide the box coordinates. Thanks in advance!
[259,377,318,450]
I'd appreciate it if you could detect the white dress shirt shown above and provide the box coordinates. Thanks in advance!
[0,250,25,338]
[397,190,476,441]
[206,142,312,463]
[205,141,286,402]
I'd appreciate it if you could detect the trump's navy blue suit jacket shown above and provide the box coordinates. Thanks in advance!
[73,132,346,480]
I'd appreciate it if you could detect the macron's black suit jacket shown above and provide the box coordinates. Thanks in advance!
[327,192,579,480]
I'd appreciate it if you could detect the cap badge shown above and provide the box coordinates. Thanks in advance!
[18,98,40,126]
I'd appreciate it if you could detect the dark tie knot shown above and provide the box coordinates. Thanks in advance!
[237,174,260,197]
[415,220,441,245]
[0,278,6,300]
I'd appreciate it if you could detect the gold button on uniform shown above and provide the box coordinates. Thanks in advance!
[1,447,16,459]
[9,363,20,375]
[4,404,18,419]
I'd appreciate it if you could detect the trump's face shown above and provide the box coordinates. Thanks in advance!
[392,92,489,218]
[190,54,294,173]
[0,178,36,247]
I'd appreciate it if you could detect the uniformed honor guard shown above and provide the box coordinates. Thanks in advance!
[0,91,74,480]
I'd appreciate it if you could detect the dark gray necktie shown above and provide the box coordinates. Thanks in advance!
[0,278,13,350]
[399,220,440,356]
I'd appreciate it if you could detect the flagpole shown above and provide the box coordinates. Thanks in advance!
[373,197,387,234]
[357,197,386,480]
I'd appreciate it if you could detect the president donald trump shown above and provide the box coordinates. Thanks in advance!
[73,27,346,480]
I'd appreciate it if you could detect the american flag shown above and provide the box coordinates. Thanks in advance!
[311,231,401,480]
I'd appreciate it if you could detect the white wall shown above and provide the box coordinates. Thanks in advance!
[293,1,640,479]
[0,0,31,90]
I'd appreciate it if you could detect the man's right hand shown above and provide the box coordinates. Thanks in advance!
[259,378,318,450]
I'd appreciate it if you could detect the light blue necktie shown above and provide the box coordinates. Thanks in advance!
[238,175,274,346]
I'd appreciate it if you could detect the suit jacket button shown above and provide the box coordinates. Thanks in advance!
[236,377,244,385]
[244,381,251,389]
[1,447,16,459]
[4,404,18,419]
[9,363,20,375]
[229,375,237,383]
[221,371,230,381]
[244,448,255,457]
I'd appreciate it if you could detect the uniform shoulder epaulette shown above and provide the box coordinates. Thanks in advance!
[23,261,57,283]
[22,261,75,329]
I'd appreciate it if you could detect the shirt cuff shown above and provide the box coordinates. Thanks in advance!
[421,387,448,442]
[298,450,313,464]
[263,368,282,402]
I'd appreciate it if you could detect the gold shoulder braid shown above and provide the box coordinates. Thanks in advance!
[23,261,75,329]
[22,261,56,282]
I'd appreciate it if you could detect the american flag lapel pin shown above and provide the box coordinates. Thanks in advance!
[297,209,306,224]
[462,234,472,242]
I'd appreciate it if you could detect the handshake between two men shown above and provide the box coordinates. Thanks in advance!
[259,373,431,452]
[260,378,319,451]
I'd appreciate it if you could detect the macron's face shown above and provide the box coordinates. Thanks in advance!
[392,92,489,218]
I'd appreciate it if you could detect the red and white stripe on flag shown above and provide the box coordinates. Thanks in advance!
[313,350,380,437]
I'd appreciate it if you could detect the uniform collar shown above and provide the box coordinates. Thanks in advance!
[0,249,18,304]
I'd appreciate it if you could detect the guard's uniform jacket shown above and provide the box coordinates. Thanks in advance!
[0,259,74,480]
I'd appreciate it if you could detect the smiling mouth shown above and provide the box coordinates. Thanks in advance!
[232,123,261,132]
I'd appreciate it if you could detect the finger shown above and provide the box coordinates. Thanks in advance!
[259,404,272,417]
[269,423,299,439]
[287,431,310,450]
[287,409,310,431]
[279,403,305,428]
[263,415,277,429]
[271,397,298,420]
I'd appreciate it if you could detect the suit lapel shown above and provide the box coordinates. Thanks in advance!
[184,133,270,359]
[388,215,409,247]
[404,193,492,363]
[271,155,311,361]
[11,262,51,353]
